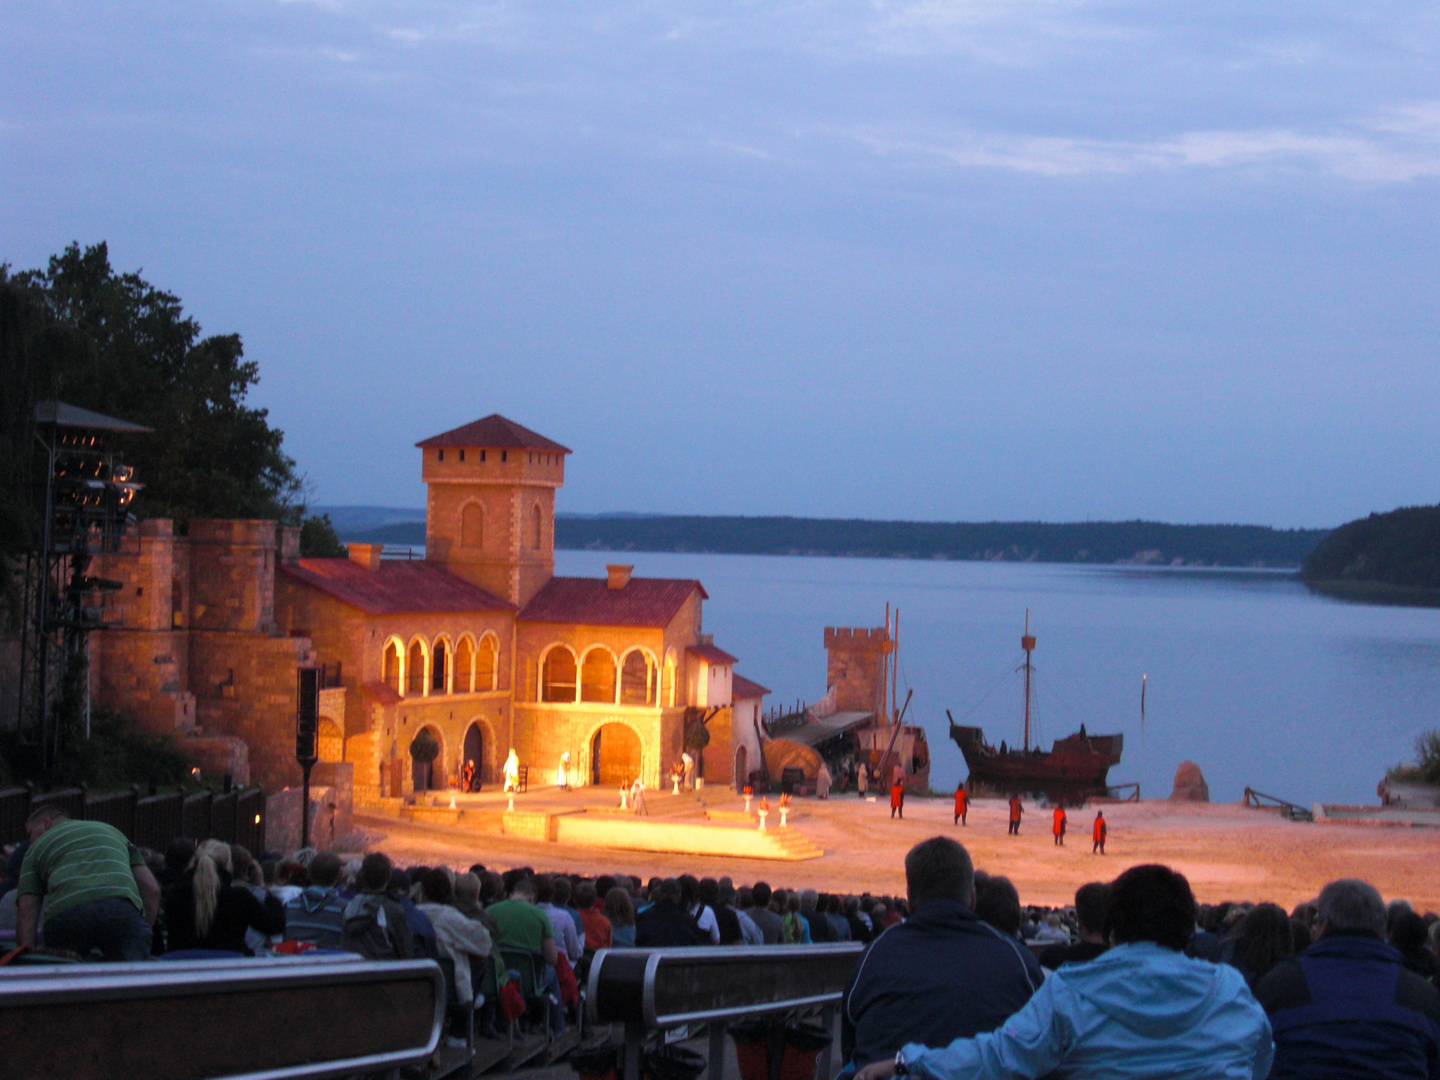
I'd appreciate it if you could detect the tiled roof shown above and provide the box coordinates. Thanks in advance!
[687,643,738,666]
[416,414,571,453]
[732,674,772,699]
[280,559,515,616]
[519,576,706,628]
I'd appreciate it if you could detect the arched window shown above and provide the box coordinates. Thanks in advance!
[620,650,657,705]
[663,650,677,707]
[432,639,449,693]
[532,504,543,550]
[407,640,426,696]
[581,649,617,703]
[383,641,401,693]
[542,647,577,703]
[461,503,484,549]
[476,634,498,692]
[453,637,475,694]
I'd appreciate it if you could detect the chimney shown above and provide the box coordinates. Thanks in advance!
[606,564,633,590]
[347,543,383,571]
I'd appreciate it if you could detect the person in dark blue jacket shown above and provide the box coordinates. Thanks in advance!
[1255,878,1440,1080]
[842,836,1043,1070]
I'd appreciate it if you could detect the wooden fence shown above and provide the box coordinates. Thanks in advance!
[0,785,266,852]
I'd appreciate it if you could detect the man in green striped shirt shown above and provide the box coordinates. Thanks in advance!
[17,806,161,961]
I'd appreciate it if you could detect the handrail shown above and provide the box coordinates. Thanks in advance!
[1243,786,1314,820]
[587,943,863,1080]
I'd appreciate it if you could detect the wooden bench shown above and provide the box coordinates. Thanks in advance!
[587,943,863,1080]
[1,954,444,1080]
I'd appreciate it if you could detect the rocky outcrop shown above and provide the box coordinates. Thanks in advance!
[1170,761,1210,802]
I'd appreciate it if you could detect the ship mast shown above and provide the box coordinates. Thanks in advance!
[1021,609,1036,752]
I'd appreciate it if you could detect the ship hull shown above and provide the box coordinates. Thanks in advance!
[950,724,1122,802]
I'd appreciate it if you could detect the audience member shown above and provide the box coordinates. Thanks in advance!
[283,851,348,950]
[575,881,612,951]
[747,882,785,944]
[537,874,583,963]
[604,886,637,948]
[1221,903,1294,988]
[416,868,492,1020]
[1255,878,1440,1080]
[842,836,1043,1070]
[856,863,1273,1080]
[16,806,160,961]
[163,840,285,955]
[341,852,415,960]
[1037,883,1109,970]
[635,878,706,947]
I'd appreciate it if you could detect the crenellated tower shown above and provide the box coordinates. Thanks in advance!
[416,415,570,606]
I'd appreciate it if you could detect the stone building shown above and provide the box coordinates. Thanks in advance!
[90,415,763,801]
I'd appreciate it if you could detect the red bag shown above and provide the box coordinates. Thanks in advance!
[555,952,580,1008]
[498,978,526,1022]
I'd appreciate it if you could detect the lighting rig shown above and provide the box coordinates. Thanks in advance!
[17,402,150,772]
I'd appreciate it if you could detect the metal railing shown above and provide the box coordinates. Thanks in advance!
[0,785,266,851]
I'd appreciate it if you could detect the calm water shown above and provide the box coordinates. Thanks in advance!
[555,550,1440,807]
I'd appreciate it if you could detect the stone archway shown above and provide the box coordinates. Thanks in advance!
[734,744,748,793]
[591,722,642,788]
[462,722,485,791]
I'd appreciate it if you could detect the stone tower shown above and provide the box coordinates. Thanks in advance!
[416,415,571,606]
[823,626,893,716]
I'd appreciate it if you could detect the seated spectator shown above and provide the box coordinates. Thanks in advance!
[453,872,500,940]
[537,874,582,963]
[164,840,285,955]
[16,807,160,961]
[856,863,1272,1080]
[724,882,762,945]
[283,851,348,950]
[416,868,492,1021]
[488,875,564,1036]
[1037,883,1109,970]
[575,881,612,951]
[972,874,1023,939]
[681,875,721,944]
[341,853,415,960]
[636,878,706,947]
[783,892,812,944]
[702,878,743,944]
[386,869,437,958]
[844,895,873,944]
[553,875,586,943]
[747,882,785,945]
[800,889,833,942]
[1220,902,1294,988]
[1392,910,1438,981]
[604,886,636,948]
[842,837,1043,1070]
[826,894,852,942]
[1255,879,1440,1080]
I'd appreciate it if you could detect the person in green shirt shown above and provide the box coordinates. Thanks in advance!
[17,806,161,961]
[487,875,563,1035]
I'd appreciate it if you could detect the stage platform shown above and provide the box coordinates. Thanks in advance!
[366,785,823,861]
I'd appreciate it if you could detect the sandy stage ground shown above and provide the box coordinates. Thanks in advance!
[354,791,1440,912]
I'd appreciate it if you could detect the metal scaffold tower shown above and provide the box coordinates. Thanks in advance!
[17,402,149,774]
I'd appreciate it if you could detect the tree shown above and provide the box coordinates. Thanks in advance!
[300,513,348,558]
[6,242,305,527]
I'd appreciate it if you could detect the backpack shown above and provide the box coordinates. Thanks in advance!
[341,894,400,960]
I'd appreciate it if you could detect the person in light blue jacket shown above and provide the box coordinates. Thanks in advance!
[856,864,1273,1080]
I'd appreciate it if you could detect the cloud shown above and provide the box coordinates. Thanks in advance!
[825,101,1440,184]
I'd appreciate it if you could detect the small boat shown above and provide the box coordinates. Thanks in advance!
[948,613,1122,803]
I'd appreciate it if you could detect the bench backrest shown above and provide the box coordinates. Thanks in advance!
[586,943,863,1028]
[1,954,444,1080]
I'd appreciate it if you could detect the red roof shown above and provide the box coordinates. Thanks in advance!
[416,414,571,453]
[519,576,706,628]
[732,674,772,699]
[687,643,738,666]
[280,559,515,616]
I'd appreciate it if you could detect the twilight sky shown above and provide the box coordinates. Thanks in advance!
[5,1,1438,528]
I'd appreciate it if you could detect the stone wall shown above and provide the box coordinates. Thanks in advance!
[187,520,281,633]
[824,627,890,715]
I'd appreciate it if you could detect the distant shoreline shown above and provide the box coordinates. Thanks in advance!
[1303,580,1440,608]
[324,509,1327,570]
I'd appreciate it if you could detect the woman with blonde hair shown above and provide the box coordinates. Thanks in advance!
[162,839,285,954]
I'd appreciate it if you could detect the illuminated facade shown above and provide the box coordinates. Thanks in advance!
[91,415,759,801]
